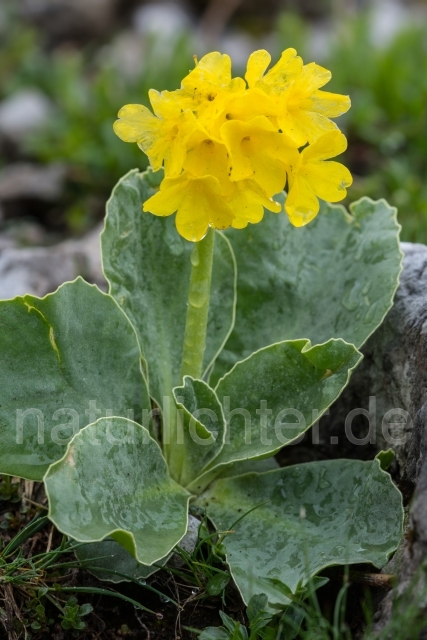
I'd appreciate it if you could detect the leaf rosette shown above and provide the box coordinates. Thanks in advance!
[0,48,405,608]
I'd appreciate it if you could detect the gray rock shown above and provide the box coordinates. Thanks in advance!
[169,514,200,568]
[179,514,200,555]
[320,242,427,632]
[133,2,191,38]
[2,221,47,246]
[0,89,53,144]
[0,163,66,201]
[103,31,145,80]
[0,223,105,300]
[319,243,427,477]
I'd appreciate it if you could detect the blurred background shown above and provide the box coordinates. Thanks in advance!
[0,0,426,245]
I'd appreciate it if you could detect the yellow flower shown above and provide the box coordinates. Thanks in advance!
[245,50,350,147]
[276,63,351,146]
[143,173,234,242]
[220,116,298,197]
[245,49,303,95]
[114,49,352,241]
[113,91,197,177]
[177,52,245,127]
[285,131,353,227]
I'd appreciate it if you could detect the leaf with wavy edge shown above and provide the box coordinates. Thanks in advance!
[211,197,402,384]
[197,458,403,608]
[0,278,149,481]
[45,417,190,566]
[101,168,237,405]
[75,539,169,583]
[201,338,362,476]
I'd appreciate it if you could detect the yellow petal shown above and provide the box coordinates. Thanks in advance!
[212,88,278,139]
[276,110,310,147]
[220,116,298,196]
[175,175,234,241]
[220,119,254,180]
[260,48,303,92]
[244,179,282,213]
[304,90,351,118]
[285,175,319,227]
[113,104,157,142]
[161,110,198,177]
[245,50,271,88]
[145,173,234,241]
[181,52,232,95]
[302,130,348,162]
[197,52,232,84]
[136,121,175,173]
[293,63,332,95]
[143,173,189,216]
[163,136,187,177]
[143,174,188,217]
[248,146,290,197]
[227,179,282,229]
[285,110,339,145]
[148,89,181,119]
[184,138,231,193]
[302,160,353,202]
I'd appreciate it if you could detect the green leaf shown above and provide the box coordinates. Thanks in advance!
[205,339,362,471]
[212,198,402,383]
[199,628,231,640]
[376,448,395,471]
[101,168,236,404]
[219,612,249,640]
[247,594,273,636]
[247,594,269,623]
[197,459,403,608]
[206,572,230,596]
[0,278,149,481]
[172,377,226,489]
[45,417,190,566]
[78,604,93,617]
[74,539,169,583]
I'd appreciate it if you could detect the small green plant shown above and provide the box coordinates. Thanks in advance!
[0,514,164,638]
[197,594,280,639]
[59,597,93,632]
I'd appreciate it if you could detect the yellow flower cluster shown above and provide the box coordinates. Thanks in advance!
[114,49,352,242]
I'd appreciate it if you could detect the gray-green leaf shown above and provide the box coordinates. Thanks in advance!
[206,339,362,472]
[74,539,169,583]
[45,417,190,566]
[212,198,402,384]
[0,278,149,481]
[102,168,236,404]
[198,458,403,608]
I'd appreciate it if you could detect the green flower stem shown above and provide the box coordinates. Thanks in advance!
[165,228,215,479]
[181,227,215,380]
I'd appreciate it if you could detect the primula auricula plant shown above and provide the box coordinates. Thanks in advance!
[0,49,404,611]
